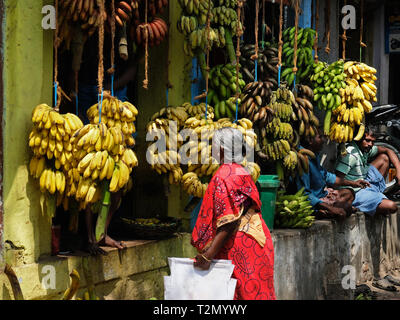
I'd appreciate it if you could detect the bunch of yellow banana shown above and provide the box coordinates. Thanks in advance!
[329,122,356,143]
[264,118,294,141]
[181,172,208,198]
[243,161,261,183]
[328,61,378,143]
[343,61,377,111]
[147,146,183,184]
[187,152,220,178]
[150,105,189,128]
[77,150,115,181]
[74,177,103,209]
[184,116,219,141]
[340,78,374,114]
[109,160,132,193]
[39,168,66,195]
[70,122,138,205]
[29,104,84,170]
[29,157,47,179]
[183,102,215,119]
[146,113,186,183]
[71,123,122,157]
[87,97,138,147]
[147,118,184,151]
[283,150,298,171]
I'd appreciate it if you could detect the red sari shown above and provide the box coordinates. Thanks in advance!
[191,163,276,300]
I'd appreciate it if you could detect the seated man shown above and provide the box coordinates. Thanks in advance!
[335,126,400,216]
[296,128,370,220]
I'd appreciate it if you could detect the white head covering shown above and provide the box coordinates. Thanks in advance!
[212,127,244,164]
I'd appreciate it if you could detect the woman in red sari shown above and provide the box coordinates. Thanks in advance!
[192,127,276,300]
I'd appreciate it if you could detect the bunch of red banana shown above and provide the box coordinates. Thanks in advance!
[115,1,140,27]
[134,17,168,47]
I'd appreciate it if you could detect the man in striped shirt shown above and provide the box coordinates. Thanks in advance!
[335,127,400,216]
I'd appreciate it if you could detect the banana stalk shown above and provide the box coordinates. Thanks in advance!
[68,199,80,234]
[224,28,236,64]
[197,52,208,80]
[95,180,110,243]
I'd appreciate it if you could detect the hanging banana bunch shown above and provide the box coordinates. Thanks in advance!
[330,61,377,143]
[29,104,85,210]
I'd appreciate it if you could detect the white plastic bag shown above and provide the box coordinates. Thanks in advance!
[164,257,237,300]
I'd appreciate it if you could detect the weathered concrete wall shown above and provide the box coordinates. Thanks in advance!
[2,210,399,300]
[3,0,54,264]
[0,234,197,300]
[273,210,400,300]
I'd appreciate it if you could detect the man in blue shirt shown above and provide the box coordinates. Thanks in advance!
[296,128,370,220]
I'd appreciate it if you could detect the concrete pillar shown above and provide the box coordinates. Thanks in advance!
[371,4,389,105]
[3,0,54,264]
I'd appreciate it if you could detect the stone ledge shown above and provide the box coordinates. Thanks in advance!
[272,209,400,299]
[0,233,197,300]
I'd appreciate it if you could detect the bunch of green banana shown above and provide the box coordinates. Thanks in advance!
[87,96,138,147]
[275,187,315,229]
[217,0,237,8]
[177,0,214,24]
[255,138,291,161]
[240,44,279,85]
[291,84,319,141]
[310,60,346,135]
[177,15,199,37]
[209,64,245,101]
[208,64,245,120]
[184,26,227,57]
[239,81,275,122]
[212,6,237,25]
[281,27,316,85]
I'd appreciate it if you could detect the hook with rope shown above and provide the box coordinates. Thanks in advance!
[359,0,367,62]
[292,0,300,91]
[251,0,260,83]
[340,0,347,60]
[234,0,244,123]
[142,0,150,89]
[277,0,284,88]
[107,0,116,97]
[313,0,319,63]
[53,0,62,112]
[96,0,106,123]
[324,0,331,55]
